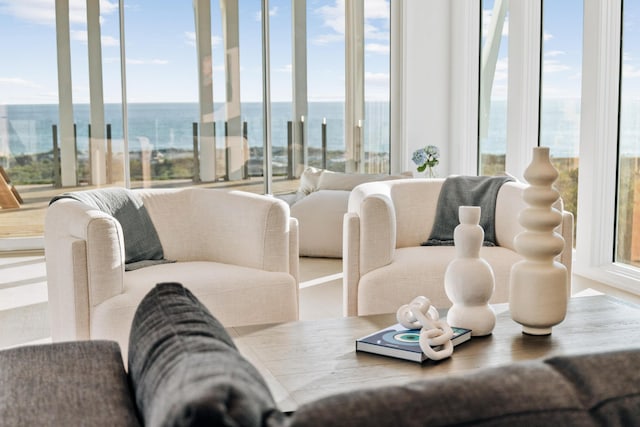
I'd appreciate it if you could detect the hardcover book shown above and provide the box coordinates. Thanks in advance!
[355,323,472,363]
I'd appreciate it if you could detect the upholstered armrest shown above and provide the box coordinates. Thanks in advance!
[343,194,396,316]
[343,212,360,317]
[288,217,300,285]
[359,194,396,275]
[45,199,126,340]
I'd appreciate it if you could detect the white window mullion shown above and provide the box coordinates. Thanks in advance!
[506,0,542,180]
[345,0,364,173]
[449,0,480,176]
[55,0,77,187]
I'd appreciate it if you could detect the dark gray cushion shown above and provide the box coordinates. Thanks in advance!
[0,341,140,426]
[546,349,640,426]
[289,362,595,427]
[128,282,285,427]
[50,188,169,270]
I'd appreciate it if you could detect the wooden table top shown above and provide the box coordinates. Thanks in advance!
[228,295,640,412]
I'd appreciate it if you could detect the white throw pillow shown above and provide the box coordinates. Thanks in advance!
[298,167,323,195]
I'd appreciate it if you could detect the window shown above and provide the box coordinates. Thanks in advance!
[479,0,509,176]
[616,0,640,266]
[540,0,583,244]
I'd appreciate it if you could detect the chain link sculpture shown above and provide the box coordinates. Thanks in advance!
[396,296,454,361]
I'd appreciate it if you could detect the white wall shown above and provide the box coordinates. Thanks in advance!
[401,0,451,176]
[398,1,479,177]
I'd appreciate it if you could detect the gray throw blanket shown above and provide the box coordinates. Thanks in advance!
[50,188,171,271]
[422,176,514,246]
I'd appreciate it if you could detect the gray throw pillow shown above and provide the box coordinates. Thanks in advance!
[127,282,285,427]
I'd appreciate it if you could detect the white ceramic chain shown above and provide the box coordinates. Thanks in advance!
[396,296,454,361]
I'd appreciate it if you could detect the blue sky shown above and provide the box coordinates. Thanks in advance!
[1,1,639,105]
[0,0,390,104]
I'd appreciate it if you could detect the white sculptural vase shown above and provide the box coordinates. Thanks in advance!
[509,146,568,335]
[444,206,496,336]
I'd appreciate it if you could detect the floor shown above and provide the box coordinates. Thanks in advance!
[0,252,344,350]
[2,251,640,351]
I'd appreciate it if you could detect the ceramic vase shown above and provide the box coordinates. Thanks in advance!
[509,146,568,335]
[444,206,496,336]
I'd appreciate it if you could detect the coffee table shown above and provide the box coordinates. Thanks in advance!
[227,295,640,412]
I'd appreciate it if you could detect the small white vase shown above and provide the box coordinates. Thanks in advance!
[444,206,496,336]
[509,146,568,335]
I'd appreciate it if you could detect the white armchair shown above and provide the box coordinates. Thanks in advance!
[45,188,299,357]
[343,179,573,316]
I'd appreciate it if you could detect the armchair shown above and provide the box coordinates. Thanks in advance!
[343,178,573,316]
[45,188,299,357]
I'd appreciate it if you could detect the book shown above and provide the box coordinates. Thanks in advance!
[355,323,472,363]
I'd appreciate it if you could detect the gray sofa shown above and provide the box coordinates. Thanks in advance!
[1,283,639,427]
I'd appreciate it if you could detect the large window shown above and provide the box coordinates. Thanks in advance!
[0,0,390,243]
[540,0,583,243]
[479,0,509,176]
[617,0,640,266]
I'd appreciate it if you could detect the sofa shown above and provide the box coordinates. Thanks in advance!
[1,282,638,427]
[44,188,299,359]
[344,178,574,316]
[281,167,411,258]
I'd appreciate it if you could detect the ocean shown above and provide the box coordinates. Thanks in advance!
[0,102,389,158]
[2,98,639,161]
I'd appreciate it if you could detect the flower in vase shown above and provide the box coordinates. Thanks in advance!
[412,145,440,175]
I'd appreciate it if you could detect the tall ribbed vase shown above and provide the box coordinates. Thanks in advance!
[445,206,496,336]
[509,147,568,335]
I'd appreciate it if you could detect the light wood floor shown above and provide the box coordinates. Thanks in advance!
[0,177,301,238]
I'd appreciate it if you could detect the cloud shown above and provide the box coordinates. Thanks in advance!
[127,58,169,65]
[277,64,292,73]
[255,6,278,22]
[365,71,389,84]
[70,30,119,46]
[543,32,553,41]
[184,32,222,48]
[545,50,565,57]
[313,0,389,45]
[623,64,640,78]
[312,33,344,46]
[0,77,41,88]
[365,43,389,54]
[544,59,570,73]
[0,0,118,26]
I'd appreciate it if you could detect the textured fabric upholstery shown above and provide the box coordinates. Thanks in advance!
[128,283,284,427]
[289,171,412,258]
[0,341,139,426]
[291,190,351,258]
[45,188,299,360]
[344,178,574,316]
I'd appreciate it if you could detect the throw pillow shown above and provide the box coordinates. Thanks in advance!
[298,166,323,195]
[50,188,169,271]
[127,282,285,427]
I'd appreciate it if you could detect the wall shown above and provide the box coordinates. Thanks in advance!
[400,0,452,176]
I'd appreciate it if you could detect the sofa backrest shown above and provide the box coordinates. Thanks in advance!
[349,178,528,250]
[136,188,291,272]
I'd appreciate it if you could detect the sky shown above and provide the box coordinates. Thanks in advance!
[0,0,391,105]
[483,0,640,100]
[1,1,639,105]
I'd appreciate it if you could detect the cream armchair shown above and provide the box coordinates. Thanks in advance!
[45,188,299,357]
[343,179,573,316]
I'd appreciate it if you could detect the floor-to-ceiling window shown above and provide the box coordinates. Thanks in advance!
[0,0,390,243]
[479,0,509,176]
[540,0,583,243]
[616,0,640,267]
